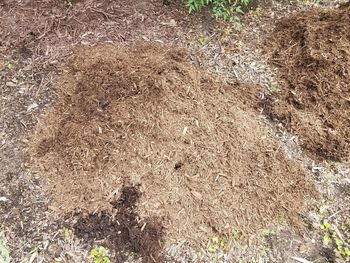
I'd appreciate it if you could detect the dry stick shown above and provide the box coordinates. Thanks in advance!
[88,7,114,20]
[328,208,350,219]
[291,257,313,263]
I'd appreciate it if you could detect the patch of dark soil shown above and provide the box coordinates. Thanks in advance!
[73,186,164,263]
[264,6,350,161]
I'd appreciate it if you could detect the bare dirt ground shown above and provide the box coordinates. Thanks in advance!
[0,0,349,263]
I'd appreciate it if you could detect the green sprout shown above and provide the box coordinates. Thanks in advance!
[65,0,73,7]
[222,27,232,38]
[230,230,240,241]
[4,60,13,70]
[320,220,350,260]
[186,0,250,31]
[197,35,206,45]
[208,235,227,254]
[261,228,275,237]
[320,220,333,231]
[62,227,74,244]
[90,246,110,263]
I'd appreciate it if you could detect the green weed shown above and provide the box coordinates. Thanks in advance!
[321,220,350,260]
[197,35,206,45]
[208,235,228,254]
[4,60,13,70]
[90,246,110,263]
[186,0,250,31]
[65,0,73,7]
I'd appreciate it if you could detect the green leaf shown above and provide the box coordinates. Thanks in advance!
[321,221,333,231]
[235,6,244,14]
[208,244,216,253]
[323,233,331,245]
[102,256,111,263]
[334,237,344,250]
[343,247,350,257]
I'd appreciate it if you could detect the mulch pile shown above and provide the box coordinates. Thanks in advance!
[264,5,350,162]
[27,44,317,256]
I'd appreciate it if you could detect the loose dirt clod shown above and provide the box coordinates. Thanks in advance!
[28,44,317,249]
[264,6,350,161]
[74,186,164,263]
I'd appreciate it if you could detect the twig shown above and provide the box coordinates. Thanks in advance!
[291,256,313,263]
[328,208,349,219]
[88,7,115,20]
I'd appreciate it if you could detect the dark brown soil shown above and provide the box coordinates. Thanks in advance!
[27,43,317,247]
[264,6,350,162]
[74,186,164,263]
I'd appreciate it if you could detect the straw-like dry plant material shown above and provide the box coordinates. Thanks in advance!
[28,44,317,247]
[264,6,350,162]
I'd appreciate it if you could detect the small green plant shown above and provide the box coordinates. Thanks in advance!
[65,0,73,7]
[4,60,13,70]
[230,229,240,241]
[90,246,110,263]
[207,235,227,253]
[222,27,232,39]
[321,220,350,260]
[63,227,72,238]
[62,227,74,244]
[248,6,261,17]
[197,35,206,45]
[186,0,250,31]
[260,228,275,237]
[260,244,270,253]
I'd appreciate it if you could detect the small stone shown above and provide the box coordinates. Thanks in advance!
[0,197,8,202]
[5,82,16,87]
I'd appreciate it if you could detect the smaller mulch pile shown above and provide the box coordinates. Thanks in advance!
[264,5,350,162]
[28,44,317,251]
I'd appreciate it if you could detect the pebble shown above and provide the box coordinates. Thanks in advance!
[5,81,17,87]
[0,197,9,202]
